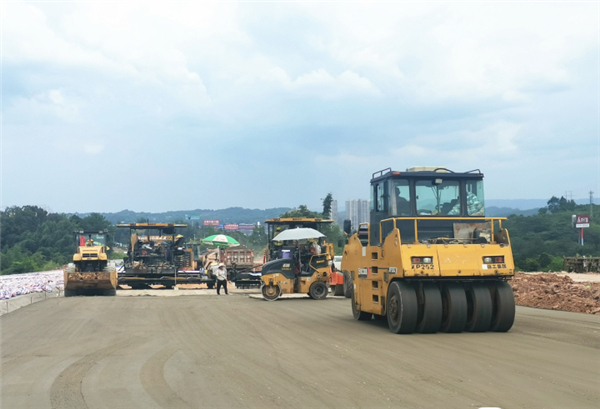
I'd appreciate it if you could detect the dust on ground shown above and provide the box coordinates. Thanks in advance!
[511,272,600,315]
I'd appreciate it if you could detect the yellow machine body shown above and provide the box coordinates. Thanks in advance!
[344,218,514,317]
[64,230,117,296]
[260,218,335,300]
[343,168,516,334]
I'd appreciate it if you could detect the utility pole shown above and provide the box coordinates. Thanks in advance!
[591,191,594,220]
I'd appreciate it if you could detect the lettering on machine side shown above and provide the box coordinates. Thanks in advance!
[358,268,368,278]
[482,263,507,270]
[411,264,434,270]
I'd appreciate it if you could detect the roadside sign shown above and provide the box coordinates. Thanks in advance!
[575,215,590,228]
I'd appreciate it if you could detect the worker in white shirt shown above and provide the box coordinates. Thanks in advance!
[214,263,229,295]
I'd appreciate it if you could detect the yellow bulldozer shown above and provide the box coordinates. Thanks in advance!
[342,167,515,334]
[64,230,118,296]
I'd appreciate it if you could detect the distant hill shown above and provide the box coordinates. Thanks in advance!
[485,199,546,210]
[485,198,597,217]
[486,206,539,217]
[70,207,293,225]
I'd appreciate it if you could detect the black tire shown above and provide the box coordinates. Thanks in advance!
[374,313,387,321]
[309,282,328,300]
[465,283,493,332]
[440,282,467,333]
[104,289,117,296]
[343,271,353,298]
[415,282,443,333]
[261,284,281,301]
[333,284,344,296]
[351,291,372,321]
[490,281,515,332]
[386,281,418,334]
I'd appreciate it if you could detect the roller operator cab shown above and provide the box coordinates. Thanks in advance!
[342,167,516,334]
[260,218,335,301]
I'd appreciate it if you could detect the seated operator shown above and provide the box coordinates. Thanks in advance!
[396,187,410,216]
[448,193,484,216]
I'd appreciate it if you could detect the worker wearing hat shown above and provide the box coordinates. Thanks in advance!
[214,263,229,295]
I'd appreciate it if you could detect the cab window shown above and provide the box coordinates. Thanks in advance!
[416,179,460,216]
[389,179,411,216]
[377,183,386,212]
[466,180,485,216]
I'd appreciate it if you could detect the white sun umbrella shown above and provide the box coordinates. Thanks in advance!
[272,227,325,242]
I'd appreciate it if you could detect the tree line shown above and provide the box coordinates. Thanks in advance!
[505,196,599,271]
[1,195,597,275]
[1,206,113,275]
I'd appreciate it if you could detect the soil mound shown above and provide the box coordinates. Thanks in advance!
[511,273,600,314]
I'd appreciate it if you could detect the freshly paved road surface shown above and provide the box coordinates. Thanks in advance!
[1,291,599,409]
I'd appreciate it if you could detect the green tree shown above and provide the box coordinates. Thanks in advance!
[280,205,321,218]
[322,193,333,219]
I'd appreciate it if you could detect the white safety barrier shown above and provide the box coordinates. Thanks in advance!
[0,270,64,300]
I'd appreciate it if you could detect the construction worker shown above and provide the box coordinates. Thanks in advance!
[86,236,94,246]
[214,263,229,295]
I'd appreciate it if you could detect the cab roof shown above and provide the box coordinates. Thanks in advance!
[371,167,483,184]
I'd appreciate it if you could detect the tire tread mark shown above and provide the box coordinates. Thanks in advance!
[139,346,193,409]
[50,337,139,409]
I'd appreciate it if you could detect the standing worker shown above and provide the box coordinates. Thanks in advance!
[215,263,229,295]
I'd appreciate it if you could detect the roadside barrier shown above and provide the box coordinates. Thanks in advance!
[0,270,64,300]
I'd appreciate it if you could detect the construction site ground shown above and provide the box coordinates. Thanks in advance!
[1,283,599,409]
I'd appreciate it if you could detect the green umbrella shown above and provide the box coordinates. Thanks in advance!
[202,234,240,248]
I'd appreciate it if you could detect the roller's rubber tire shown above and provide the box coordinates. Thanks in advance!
[374,313,387,321]
[386,281,418,334]
[343,271,353,299]
[262,284,281,301]
[465,283,493,332]
[490,281,515,332]
[333,284,345,296]
[352,291,372,321]
[440,282,467,333]
[415,282,443,333]
[309,281,328,300]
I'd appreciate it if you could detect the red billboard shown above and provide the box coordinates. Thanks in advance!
[224,224,239,231]
[575,215,590,228]
[203,220,220,226]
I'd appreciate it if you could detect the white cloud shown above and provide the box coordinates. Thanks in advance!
[83,144,105,155]
[2,1,598,212]
[7,90,80,124]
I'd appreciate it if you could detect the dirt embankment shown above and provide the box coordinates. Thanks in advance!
[511,272,600,315]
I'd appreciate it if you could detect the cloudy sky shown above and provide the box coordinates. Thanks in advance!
[2,1,598,213]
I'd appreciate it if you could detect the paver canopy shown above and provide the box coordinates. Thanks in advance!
[272,227,325,242]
